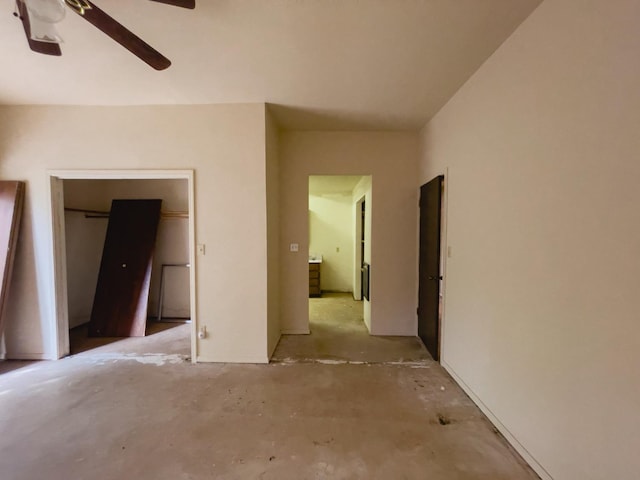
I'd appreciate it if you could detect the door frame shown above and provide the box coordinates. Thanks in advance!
[439,168,449,361]
[47,169,197,362]
[353,195,366,301]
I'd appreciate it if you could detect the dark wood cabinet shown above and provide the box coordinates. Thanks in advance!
[309,262,321,297]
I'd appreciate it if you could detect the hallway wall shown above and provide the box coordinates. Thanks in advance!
[420,1,640,478]
[266,108,281,358]
[309,192,353,292]
[279,132,419,335]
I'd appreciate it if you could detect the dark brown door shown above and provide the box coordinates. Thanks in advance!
[0,182,25,338]
[89,199,162,337]
[418,176,443,360]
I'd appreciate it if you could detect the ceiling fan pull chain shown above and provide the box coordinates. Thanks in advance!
[64,0,92,15]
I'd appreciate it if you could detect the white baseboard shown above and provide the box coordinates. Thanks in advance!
[441,360,553,480]
[196,355,269,364]
[5,352,52,361]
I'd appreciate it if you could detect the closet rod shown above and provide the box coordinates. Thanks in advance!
[64,207,189,219]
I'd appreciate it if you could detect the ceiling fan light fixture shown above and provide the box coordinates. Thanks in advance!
[24,0,66,22]
[23,0,66,43]
[16,0,190,68]
[28,17,64,43]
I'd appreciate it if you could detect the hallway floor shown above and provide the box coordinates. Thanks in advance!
[272,293,430,363]
[0,300,540,480]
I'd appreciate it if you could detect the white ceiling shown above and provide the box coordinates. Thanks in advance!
[0,0,542,130]
[309,175,364,196]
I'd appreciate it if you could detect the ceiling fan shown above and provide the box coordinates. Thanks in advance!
[14,0,195,70]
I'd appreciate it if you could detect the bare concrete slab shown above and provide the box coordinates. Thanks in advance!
[0,295,539,479]
[0,356,538,480]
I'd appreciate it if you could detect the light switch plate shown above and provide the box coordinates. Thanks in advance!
[290,243,299,252]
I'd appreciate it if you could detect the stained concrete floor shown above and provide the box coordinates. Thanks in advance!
[273,293,431,364]
[0,296,540,480]
[68,320,192,356]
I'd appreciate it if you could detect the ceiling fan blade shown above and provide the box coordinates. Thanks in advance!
[69,1,171,70]
[148,0,195,9]
[14,0,62,56]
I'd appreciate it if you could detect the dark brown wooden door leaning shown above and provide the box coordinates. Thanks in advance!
[0,181,25,340]
[89,199,162,337]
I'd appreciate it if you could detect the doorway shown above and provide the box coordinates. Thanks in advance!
[307,175,370,349]
[272,173,430,364]
[48,170,196,362]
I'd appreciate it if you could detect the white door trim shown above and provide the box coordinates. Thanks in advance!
[353,195,366,301]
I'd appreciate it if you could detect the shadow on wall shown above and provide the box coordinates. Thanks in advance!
[267,103,417,131]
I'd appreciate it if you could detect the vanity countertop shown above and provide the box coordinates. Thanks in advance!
[309,254,323,264]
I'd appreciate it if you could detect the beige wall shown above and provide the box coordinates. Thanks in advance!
[309,192,353,292]
[64,178,189,211]
[265,109,281,358]
[420,1,640,479]
[0,104,271,363]
[280,132,418,335]
[64,210,106,329]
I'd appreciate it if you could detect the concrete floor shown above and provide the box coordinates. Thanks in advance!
[0,295,540,480]
[272,293,430,364]
[68,320,191,356]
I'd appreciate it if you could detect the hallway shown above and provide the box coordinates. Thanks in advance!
[0,302,540,480]
[272,293,430,364]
